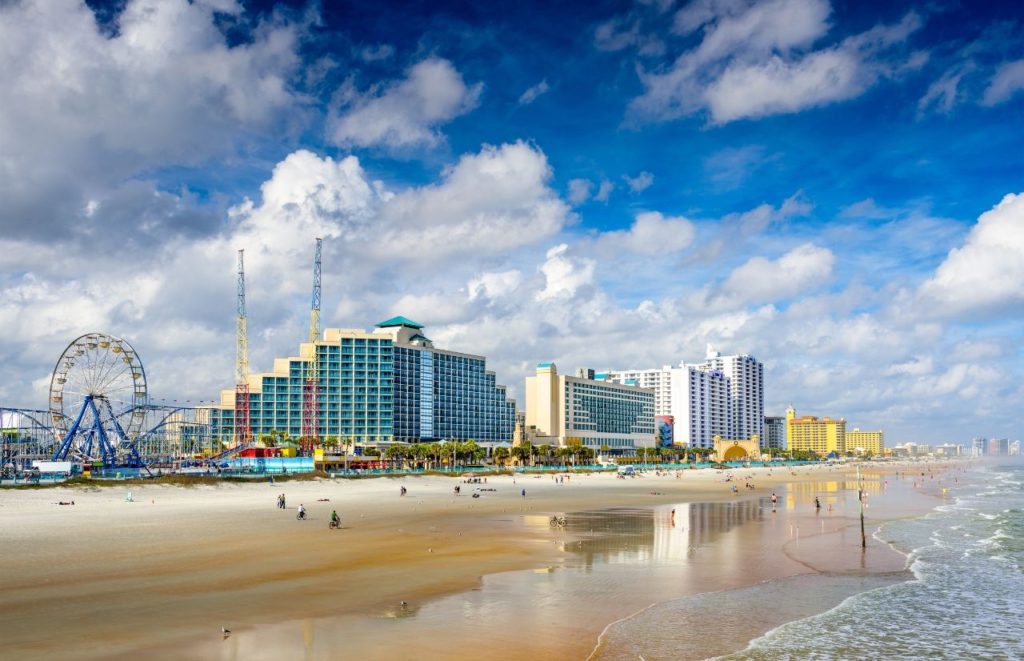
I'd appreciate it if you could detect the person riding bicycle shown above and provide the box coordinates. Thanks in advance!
[330,510,339,526]
[298,504,307,519]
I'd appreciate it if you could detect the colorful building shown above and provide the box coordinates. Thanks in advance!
[525,362,655,453]
[785,406,846,456]
[207,317,516,447]
[846,428,884,455]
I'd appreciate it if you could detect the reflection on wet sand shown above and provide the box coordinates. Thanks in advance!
[553,501,766,566]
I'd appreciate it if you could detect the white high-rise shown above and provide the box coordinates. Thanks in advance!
[602,345,764,450]
[701,345,764,445]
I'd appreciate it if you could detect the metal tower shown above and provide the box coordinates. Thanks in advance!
[234,249,252,448]
[301,238,322,452]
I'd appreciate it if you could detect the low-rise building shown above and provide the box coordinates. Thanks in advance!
[846,428,884,455]
[526,362,655,454]
[786,406,846,456]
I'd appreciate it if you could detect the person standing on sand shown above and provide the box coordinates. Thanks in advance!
[521,488,526,498]
[815,497,821,511]
[771,493,778,512]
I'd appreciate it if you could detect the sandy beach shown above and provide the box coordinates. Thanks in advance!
[0,462,959,660]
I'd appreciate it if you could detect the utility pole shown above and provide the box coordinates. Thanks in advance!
[301,238,322,455]
[234,249,252,449]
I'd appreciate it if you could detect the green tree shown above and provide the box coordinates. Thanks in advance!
[493,446,510,466]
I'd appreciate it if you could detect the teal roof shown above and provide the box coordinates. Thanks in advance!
[375,316,424,329]
[537,361,555,368]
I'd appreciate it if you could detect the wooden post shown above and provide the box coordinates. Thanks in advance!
[858,464,866,549]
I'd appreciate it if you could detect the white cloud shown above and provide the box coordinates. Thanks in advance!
[468,271,524,303]
[630,1,922,124]
[596,211,695,255]
[0,0,305,238]
[594,179,615,202]
[981,60,1024,106]
[919,193,1024,315]
[567,179,593,205]
[537,244,596,301]
[623,171,655,192]
[719,243,835,304]
[359,44,395,62]
[519,79,551,105]
[327,58,482,149]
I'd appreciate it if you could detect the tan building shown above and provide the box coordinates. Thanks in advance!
[786,406,846,456]
[711,435,762,462]
[525,362,655,453]
[846,428,884,455]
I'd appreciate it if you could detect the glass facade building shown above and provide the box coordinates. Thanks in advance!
[208,318,515,446]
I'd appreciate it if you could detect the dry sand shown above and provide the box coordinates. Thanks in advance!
[0,462,956,659]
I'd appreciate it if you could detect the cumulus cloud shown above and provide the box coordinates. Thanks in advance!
[623,171,655,192]
[537,244,596,301]
[567,179,593,205]
[719,243,835,304]
[981,60,1024,106]
[629,0,923,124]
[519,79,551,105]
[596,211,695,255]
[468,271,524,303]
[0,0,305,239]
[327,58,482,150]
[919,193,1024,315]
[594,179,615,202]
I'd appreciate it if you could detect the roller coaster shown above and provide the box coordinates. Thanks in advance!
[1,332,218,477]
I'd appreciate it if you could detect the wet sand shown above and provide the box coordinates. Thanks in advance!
[0,462,956,659]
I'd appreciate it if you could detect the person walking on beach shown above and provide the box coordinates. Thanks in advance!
[814,497,821,511]
[771,493,778,512]
[400,486,407,497]
[521,488,526,498]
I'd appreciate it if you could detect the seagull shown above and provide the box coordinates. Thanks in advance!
[222,627,231,636]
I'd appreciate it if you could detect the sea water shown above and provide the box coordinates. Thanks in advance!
[722,462,1024,660]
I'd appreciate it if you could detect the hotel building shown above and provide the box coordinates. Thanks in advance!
[846,428,884,455]
[785,406,846,456]
[525,362,655,453]
[602,346,763,450]
[208,317,516,445]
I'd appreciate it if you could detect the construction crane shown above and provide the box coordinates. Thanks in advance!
[301,238,322,453]
[234,248,252,449]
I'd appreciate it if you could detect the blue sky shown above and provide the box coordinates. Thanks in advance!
[1,0,1023,442]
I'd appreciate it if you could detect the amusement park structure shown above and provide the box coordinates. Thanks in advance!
[1,332,214,477]
[234,248,252,450]
[301,237,322,453]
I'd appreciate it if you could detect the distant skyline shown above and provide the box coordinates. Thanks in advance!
[1,0,1022,442]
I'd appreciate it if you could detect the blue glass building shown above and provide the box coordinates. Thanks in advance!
[208,317,515,446]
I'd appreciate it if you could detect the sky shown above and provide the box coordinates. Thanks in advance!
[1,0,1022,443]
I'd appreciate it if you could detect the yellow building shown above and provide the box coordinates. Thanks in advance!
[786,406,846,456]
[846,428,884,455]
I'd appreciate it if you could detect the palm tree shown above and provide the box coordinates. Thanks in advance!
[493,446,510,467]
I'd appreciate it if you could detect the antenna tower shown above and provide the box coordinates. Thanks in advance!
[234,249,252,447]
[301,238,322,452]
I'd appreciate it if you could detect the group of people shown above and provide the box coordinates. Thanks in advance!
[276,493,287,509]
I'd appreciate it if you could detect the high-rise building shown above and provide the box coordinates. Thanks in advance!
[207,317,516,446]
[702,345,764,445]
[846,428,884,455]
[526,362,655,453]
[786,406,846,456]
[764,416,786,450]
[602,346,763,450]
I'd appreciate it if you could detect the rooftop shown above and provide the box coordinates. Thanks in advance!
[375,316,424,329]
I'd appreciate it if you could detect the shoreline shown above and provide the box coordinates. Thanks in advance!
[0,461,959,660]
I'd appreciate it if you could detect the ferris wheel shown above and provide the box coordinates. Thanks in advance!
[48,333,148,464]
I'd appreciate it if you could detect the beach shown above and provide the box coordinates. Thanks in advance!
[0,462,957,660]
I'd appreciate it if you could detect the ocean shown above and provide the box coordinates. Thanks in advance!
[594,461,1024,660]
